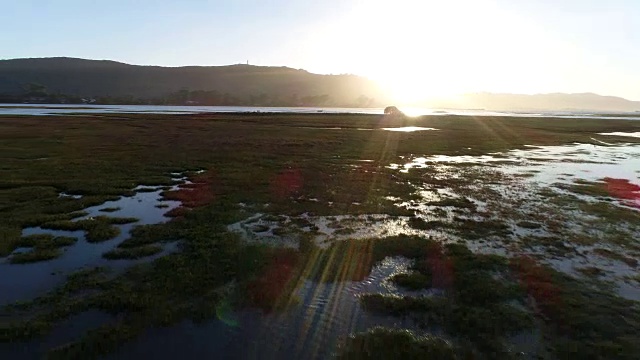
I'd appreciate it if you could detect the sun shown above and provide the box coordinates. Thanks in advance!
[302,0,557,104]
[339,0,505,104]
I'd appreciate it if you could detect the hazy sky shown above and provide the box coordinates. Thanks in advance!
[2,0,639,101]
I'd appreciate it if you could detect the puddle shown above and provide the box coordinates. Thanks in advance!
[381,127,438,132]
[0,174,189,306]
[101,257,438,360]
[503,144,640,194]
[77,187,181,225]
[389,155,515,172]
[1,255,435,359]
[391,143,640,190]
[58,192,83,200]
[383,143,640,300]
[598,132,640,138]
[229,213,434,249]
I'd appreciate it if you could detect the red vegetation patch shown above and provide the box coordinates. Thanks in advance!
[428,244,455,289]
[245,249,300,311]
[162,171,218,213]
[604,177,640,207]
[270,169,303,199]
[511,256,563,322]
[164,207,192,218]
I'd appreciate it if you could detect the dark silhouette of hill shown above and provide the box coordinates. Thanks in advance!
[0,57,384,106]
[1,57,639,111]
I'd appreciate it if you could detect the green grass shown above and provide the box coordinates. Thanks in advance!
[576,266,605,278]
[407,217,448,231]
[453,217,511,240]
[15,234,77,249]
[520,235,576,256]
[356,242,530,354]
[593,248,638,267]
[579,201,640,224]
[40,216,137,243]
[336,327,456,360]
[10,248,62,264]
[513,257,640,359]
[516,221,542,229]
[117,223,180,248]
[2,234,78,263]
[389,272,432,290]
[559,179,611,198]
[426,197,476,209]
[86,224,121,243]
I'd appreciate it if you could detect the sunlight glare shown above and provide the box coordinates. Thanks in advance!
[302,0,575,105]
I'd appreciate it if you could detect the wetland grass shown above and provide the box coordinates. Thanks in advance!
[103,245,163,260]
[593,248,638,267]
[6,234,77,263]
[117,223,180,248]
[426,197,475,209]
[512,257,640,359]
[41,216,138,243]
[10,248,62,264]
[311,239,530,354]
[337,327,456,360]
[407,217,448,231]
[1,113,640,358]
[389,272,432,290]
[15,234,77,249]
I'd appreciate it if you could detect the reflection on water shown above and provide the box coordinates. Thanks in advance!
[386,142,640,300]
[58,192,83,199]
[599,131,640,138]
[391,143,640,189]
[505,143,640,188]
[0,179,185,306]
[381,127,438,132]
[106,257,428,360]
[389,155,515,172]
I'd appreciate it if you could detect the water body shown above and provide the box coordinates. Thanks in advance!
[0,180,184,306]
[1,104,640,120]
[105,257,431,360]
[600,132,640,138]
[387,143,640,299]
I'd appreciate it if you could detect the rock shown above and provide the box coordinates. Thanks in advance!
[383,106,405,117]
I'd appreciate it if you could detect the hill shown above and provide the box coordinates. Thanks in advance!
[421,92,640,113]
[0,57,384,106]
[2,57,639,111]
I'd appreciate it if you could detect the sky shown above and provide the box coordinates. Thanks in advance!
[1,0,639,102]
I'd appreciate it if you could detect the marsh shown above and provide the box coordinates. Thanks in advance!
[1,112,640,359]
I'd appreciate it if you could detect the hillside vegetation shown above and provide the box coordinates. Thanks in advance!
[0,57,384,106]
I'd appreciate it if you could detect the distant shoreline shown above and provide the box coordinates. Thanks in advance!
[1,104,640,120]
